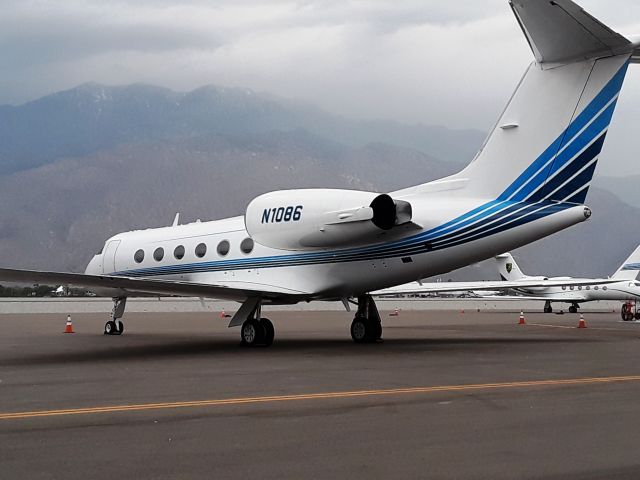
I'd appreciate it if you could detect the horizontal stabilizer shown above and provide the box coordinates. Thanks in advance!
[511,0,632,64]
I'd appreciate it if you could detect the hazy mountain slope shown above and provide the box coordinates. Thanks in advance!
[593,174,640,208]
[0,82,634,282]
[0,83,484,176]
[0,131,457,272]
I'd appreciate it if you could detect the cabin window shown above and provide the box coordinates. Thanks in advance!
[154,247,164,262]
[195,243,207,258]
[562,286,566,290]
[240,238,254,254]
[578,286,582,290]
[594,286,599,290]
[586,286,590,290]
[174,245,185,260]
[134,249,144,263]
[217,240,230,257]
[603,286,608,290]
[570,286,574,290]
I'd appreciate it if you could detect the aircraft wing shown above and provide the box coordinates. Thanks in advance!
[0,268,309,303]
[476,295,587,302]
[373,278,620,296]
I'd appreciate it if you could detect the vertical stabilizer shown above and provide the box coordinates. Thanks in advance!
[612,245,640,280]
[442,0,633,205]
[496,253,527,281]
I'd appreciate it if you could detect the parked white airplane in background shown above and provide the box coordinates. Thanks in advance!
[494,250,640,318]
[0,0,638,346]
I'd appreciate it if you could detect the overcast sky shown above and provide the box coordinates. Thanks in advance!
[1,0,639,174]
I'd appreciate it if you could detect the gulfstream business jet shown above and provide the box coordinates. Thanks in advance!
[494,249,640,316]
[1,0,639,346]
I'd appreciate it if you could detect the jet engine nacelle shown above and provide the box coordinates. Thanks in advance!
[245,189,413,250]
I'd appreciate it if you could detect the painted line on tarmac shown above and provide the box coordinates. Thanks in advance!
[2,375,640,421]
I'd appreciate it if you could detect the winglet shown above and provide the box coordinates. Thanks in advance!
[510,0,632,65]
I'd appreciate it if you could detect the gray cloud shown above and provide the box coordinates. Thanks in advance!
[0,0,639,174]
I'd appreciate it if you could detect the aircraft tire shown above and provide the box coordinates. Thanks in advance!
[241,319,264,346]
[104,320,117,335]
[373,321,382,340]
[116,320,124,335]
[261,318,275,346]
[351,317,371,343]
[351,317,376,343]
[569,305,578,314]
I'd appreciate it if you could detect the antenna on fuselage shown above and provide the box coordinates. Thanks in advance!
[172,213,180,227]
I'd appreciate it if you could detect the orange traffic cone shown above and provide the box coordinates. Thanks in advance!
[389,309,399,317]
[220,309,225,319]
[518,310,526,325]
[64,315,74,334]
[460,309,465,314]
[577,314,587,329]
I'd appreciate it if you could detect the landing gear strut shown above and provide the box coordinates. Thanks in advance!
[105,297,126,335]
[543,301,553,314]
[350,295,382,343]
[238,299,274,347]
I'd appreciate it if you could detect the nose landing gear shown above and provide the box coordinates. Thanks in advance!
[104,297,126,335]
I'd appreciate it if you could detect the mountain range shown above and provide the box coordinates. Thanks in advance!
[0,82,637,281]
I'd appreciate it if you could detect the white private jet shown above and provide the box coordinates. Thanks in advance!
[493,250,640,317]
[1,0,639,346]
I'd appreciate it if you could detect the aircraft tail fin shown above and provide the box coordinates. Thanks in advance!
[511,0,631,65]
[443,0,634,206]
[495,253,527,281]
[612,245,640,280]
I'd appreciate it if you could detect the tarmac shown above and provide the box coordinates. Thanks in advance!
[2,308,640,479]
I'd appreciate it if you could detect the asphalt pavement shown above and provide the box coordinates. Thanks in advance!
[1,309,640,479]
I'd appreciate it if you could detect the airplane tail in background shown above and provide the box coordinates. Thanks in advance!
[495,253,527,281]
[612,245,640,280]
[445,0,637,205]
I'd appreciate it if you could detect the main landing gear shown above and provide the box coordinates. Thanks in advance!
[350,295,383,343]
[240,317,275,347]
[568,303,579,314]
[544,301,553,314]
[231,294,383,346]
[621,302,640,321]
[104,297,126,335]
[235,299,274,347]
